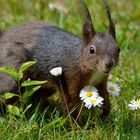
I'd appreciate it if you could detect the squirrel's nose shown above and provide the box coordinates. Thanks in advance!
[105,61,114,70]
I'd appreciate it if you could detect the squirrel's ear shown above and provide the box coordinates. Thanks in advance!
[80,0,96,46]
[83,18,96,46]
[103,0,116,39]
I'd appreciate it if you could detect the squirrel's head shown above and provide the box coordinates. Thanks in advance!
[81,0,120,75]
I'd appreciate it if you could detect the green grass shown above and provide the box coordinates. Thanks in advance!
[0,0,140,139]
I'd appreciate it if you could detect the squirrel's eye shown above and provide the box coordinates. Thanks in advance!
[90,47,95,54]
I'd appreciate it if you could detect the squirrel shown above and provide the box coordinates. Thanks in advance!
[0,0,120,119]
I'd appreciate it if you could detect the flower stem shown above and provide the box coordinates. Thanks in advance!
[58,79,69,115]
[58,79,75,132]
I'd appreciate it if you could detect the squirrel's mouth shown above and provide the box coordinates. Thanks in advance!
[103,70,110,74]
[96,66,111,76]
[100,70,110,75]
[102,66,114,75]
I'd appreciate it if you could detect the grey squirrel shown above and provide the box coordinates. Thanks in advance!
[0,0,120,119]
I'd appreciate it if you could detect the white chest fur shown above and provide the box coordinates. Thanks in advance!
[89,71,104,86]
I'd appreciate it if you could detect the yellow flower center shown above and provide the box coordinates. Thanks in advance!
[109,86,115,91]
[86,91,92,97]
[135,100,140,105]
[91,99,97,103]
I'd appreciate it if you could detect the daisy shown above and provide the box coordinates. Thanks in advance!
[84,96,104,109]
[129,99,140,110]
[48,3,55,10]
[79,86,99,101]
[50,67,62,77]
[48,2,67,13]
[107,81,120,96]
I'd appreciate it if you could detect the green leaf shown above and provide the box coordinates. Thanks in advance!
[3,92,19,100]
[22,86,41,99]
[0,66,18,81]
[23,104,32,114]
[18,60,37,80]
[19,60,37,73]
[21,80,47,87]
[7,105,20,117]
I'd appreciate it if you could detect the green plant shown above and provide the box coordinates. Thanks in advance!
[0,60,47,118]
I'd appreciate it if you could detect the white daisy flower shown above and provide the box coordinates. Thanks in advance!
[79,86,99,101]
[27,78,31,81]
[129,99,140,110]
[50,67,62,77]
[48,2,67,13]
[107,81,120,96]
[48,3,55,10]
[84,96,104,109]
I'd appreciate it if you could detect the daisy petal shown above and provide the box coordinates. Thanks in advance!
[129,99,140,110]
[79,86,99,101]
[50,67,62,77]
[84,96,104,109]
